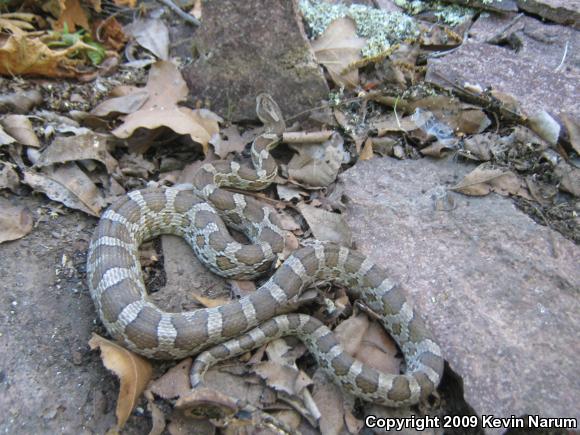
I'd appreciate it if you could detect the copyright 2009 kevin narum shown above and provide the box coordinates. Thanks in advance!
[364,414,577,431]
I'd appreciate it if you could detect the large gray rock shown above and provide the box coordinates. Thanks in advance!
[427,14,580,121]
[339,157,579,431]
[184,0,329,121]
[518,0,580,30]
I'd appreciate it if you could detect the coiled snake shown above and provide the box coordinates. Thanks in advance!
[87,95,443,408]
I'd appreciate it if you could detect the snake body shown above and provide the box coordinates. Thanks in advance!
[87,98,443,407]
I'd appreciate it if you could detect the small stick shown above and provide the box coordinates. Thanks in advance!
[282,131,334,143]
[156,0,200,26]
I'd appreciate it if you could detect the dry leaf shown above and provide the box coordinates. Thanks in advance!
[298,203,352,245]
[0,89,43,114]
[452,164,530,198]
[561,114,579,154]
[113,107,217,153]
[0,18,97,78]
[108,62,220,154]
[359,137,374,160]
[23,164,107,216]
[420,138,457,158]
[252,361,312,396]
[0,199,33,243]
[0,124,15,146]
[35,133,118,173]
[175,387,239,420]
[210,126,246,158]
[125,18,169,60]
[288,133,346,187]
[0,164,20,192]
[52,0,90,31]
[91,91,149,117]
[554,161,580,197]
[146,396,166,435]
[194,294,230,308]
[311,18,366,89]
[276,184,305,202]
[527,110,560,146]
[312,369,345,435]
[89,334,153,430]
[149,358,192,400]
[0,115,40,147]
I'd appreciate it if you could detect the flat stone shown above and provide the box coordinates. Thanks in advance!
[427,14,579,120]
[518,0,580,30]
[183,0,329,121]
[339,157,579,432]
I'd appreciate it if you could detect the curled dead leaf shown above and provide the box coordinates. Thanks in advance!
[311,18,366,89]
[0,115,40,147]
[35,133,118,174]
[88,333,153,430]
[0,199,33,243]
[288,133,346,187]
[452,164,530,199]
[298,203,352,245]
[23,164,107,216]
[175,387,239,420]
[149,358,193,400]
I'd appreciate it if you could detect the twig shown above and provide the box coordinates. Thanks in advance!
[156,0,200,26]
[486,13,524,44]
[554,41,569,73]
[282,131,333,143]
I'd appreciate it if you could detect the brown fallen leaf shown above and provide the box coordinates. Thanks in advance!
[0,124,15,146]
[88,334,153,430]
[125,18,169,60]
[0,115,40,147]
[35,133,118,174]
[194,294,230,309]
[210,125,246,158]
[0,89,43,114]
[452,164,530,199]
[420,138,457,158]
[554,160,580,197]
[175,387,239,420]
[359,137,374,160]
[298,203,352,246]
[0,164,20,192]
[91,91,149,117]
[0,199,33,243]
[0,16,107,78]
[561,114,580,154]
[149,358,193,400]
[527,110,560,146]
[51,0,90,31]
[311,18,366,89]
[312,369,345,435]
[23,164,107,216]
[288,133,346,188]
[113,107,218,153]
[252,361,312,397]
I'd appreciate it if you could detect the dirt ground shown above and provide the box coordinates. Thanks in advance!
[0,195,153,434]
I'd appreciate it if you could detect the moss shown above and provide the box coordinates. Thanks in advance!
[300,0,419,58]
[393,0,475,26]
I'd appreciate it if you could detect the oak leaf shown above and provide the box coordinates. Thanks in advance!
[89,334,153,430]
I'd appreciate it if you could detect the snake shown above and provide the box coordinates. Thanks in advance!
[87,95,444,408]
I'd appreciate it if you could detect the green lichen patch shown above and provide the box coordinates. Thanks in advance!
[300,0,419,58]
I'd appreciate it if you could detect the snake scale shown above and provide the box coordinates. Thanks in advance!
[87,95,443,408]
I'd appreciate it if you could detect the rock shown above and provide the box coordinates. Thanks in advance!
[426,14,580,120]
[184,0,329,121]
[339,157,579,432]
[518,0,580,30]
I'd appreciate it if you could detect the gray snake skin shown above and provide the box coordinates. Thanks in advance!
[87,96,443,407]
